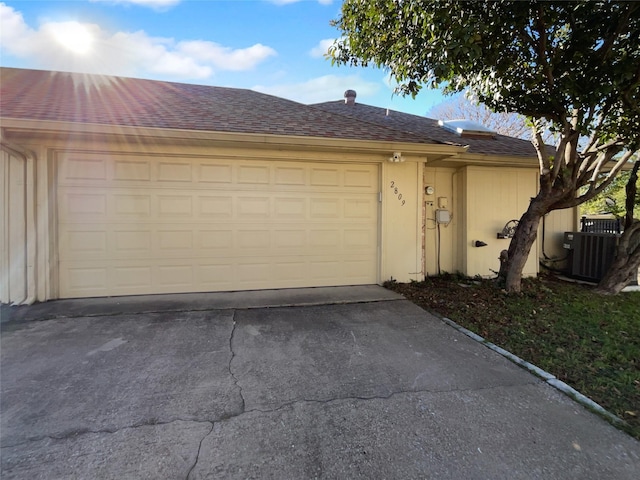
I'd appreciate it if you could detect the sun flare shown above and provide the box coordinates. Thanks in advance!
[52,22,94,55]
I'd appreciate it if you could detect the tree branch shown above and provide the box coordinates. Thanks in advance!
[531,124,551,176]
[565,150,635,208]
[534,3,554,88]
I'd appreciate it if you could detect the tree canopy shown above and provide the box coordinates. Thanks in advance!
[332,1,640,150]
[331,0,640,292]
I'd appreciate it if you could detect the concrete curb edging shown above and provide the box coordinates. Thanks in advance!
[440,316,627,428]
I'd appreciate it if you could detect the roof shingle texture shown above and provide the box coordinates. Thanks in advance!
[0,67,430,145]
[312,101,540,157]
[1,67,539,157]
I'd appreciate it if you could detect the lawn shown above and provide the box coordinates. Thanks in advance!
[385,273,640,440]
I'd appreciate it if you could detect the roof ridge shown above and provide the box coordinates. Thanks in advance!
[310,100,453,147]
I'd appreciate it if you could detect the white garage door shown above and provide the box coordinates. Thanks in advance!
[57,153,380,298]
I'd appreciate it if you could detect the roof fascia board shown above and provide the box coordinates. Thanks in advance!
[427,152,538,168]
[1,118,467,159]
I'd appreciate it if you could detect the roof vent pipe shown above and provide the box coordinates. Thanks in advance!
[344,89,356,105]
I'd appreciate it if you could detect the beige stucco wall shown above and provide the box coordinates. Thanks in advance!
[424,165,546,278]
[465,166,539,277]
[381,160,423,283]
[423,166,459,275]
[1,127,430,303]
[1,122,578,303]
[538,208,577,272]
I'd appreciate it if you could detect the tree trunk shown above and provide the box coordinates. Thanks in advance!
[595,161,640,295]
[501,201,548,293]
[595,221,640,295]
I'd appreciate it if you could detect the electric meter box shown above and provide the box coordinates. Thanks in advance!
[436,209,451,224]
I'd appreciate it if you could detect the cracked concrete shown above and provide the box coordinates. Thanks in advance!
[227,313,246,416]
[2,288,639,479]
[186,421,215,480]
[1,419,213,480]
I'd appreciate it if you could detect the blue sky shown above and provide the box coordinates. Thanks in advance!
[0,0,447,115]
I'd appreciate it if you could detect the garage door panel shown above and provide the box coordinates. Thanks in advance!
[344,258,378,281]
[61,224,377,260]
[59,191,107,219]
[114,159,151,181]
[344,168,376,188]
[310,167,340,186]
[272,260,307,282]
[237,196,270,217]
[62,230,108,256]
[309,259,342,279]
[60,267,108,296]
[274,197,306,217]
[113,194,152,217]
[157,265,194,288]
[158,161,193,182]
[274,166,306,185]
[309,229,340,248]
[158,195,193,216]
[115,229,152,253]
[114,266,152,288]
[157,230,194,251]
[344,198,377,218]
[199,230,234,249]
[236,229,271,250]
[310,198,340,218]
[199,163,232,183]
[57,155,379,298]
[273,229,306,249]
[197,262,235,288]
[237,165,270,184]
[344,229,376,248]
[198,196,233,217]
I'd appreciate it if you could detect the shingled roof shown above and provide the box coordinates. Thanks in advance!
[312,100,541,157]
[1,68,543,159]
[0,67,435,145]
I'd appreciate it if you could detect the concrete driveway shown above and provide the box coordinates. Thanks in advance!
[1,286,639,479]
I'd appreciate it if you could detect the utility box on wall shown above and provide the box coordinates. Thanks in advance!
[563,232,619,282]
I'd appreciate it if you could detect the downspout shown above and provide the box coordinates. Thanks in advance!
[0,139,37,305]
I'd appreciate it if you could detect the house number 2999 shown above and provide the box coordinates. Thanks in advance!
[389,181,405,206]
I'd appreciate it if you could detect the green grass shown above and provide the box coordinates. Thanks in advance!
[386,274,640,439]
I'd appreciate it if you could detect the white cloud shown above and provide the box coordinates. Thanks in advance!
[178,41,276,71]
[309,38,334,58]
[89,0,182,10]
[0,3,276,79]
[253,74,380,104]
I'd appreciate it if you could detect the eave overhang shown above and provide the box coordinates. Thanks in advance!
[0,118,468,162]
[426,152,538,168]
